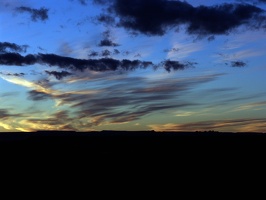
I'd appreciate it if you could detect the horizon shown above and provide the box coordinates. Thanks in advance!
[1,0,266,133]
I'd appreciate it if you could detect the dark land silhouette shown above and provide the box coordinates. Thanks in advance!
[1,130,266,155]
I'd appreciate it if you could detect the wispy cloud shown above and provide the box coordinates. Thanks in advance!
[149,118,266,132]
[167,42,203,60]
[0,108,22,131]
[234,101,266,111]
[175,111,197,117]
[0,70,223,131]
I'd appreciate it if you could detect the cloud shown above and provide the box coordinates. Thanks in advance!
[97,30,120,47]
[0,76,56,96]
[95,14,116,26]
[0,72,25,77]
[160,60,196,72]
[166,42,203,60]
[16,6,49,22]
[101,49,112,57]
[231,61,247,67]
[0,109,22,130]
[39,53,154,71]
[0,109,21,119]
[237,0,266,4]
[88,51,99,57]
[98,39,119,47]
[149,118,266,132]
[69,0,88,5]
[60,74,221,126]
[0,92,18,98]
[27,90,53,101]
[78,0,88,5]
[175,111,196,117]
[21,110,76,131]
[95,0,265,36]
[234,101,266,111]
[58,42,73,56]
[0,42,28,53]
[0,70,223,131]
[45,70,72,80]
[0,52,195,72]
[28,73,221,128]
[113,49,120,55]
[0,53,37,66]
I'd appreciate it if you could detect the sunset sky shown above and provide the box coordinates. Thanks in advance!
[1,0,266,132]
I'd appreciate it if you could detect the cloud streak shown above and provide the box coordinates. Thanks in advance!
[0,52,196,72]
[149,118,266,132]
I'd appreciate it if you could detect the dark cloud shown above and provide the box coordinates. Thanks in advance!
[0,53,37,66]
[95,14,116,26]
[98,30,120,47]
[113,49,120,55]
[231,61,247,67]
[163,48,179,53]
[0,52,193,72]
[89,49,121,57]
[0,109,21,119]
[0,109,12,119]
[16,6,49,22]
[0,92,18,98]
[122,51,130,56]
[101,49,112,57]
[0,42,28,53]
[160,60,196,72]
[27,90,52,101]
[95,0,265,36]
[45,70,72,80]
[93,0,110,5]
[102,29,111,38]
[134,53,141,58]
[69,0,88,6]
[207,36,215,41]
[88,51,99,57]
[237,0,266,4]
[38,46,47,52]
[78,0,88,5]
[98,39,119,47]
[38,53,153,71]
[0,72,25,77]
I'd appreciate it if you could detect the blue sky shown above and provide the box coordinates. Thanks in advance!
[0,0,266,132]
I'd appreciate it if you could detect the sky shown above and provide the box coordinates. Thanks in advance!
[0,0,266,132]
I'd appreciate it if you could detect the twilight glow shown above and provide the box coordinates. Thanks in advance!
[1,0,266,132]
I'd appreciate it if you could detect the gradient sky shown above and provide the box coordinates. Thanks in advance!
[1,0,266,132]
